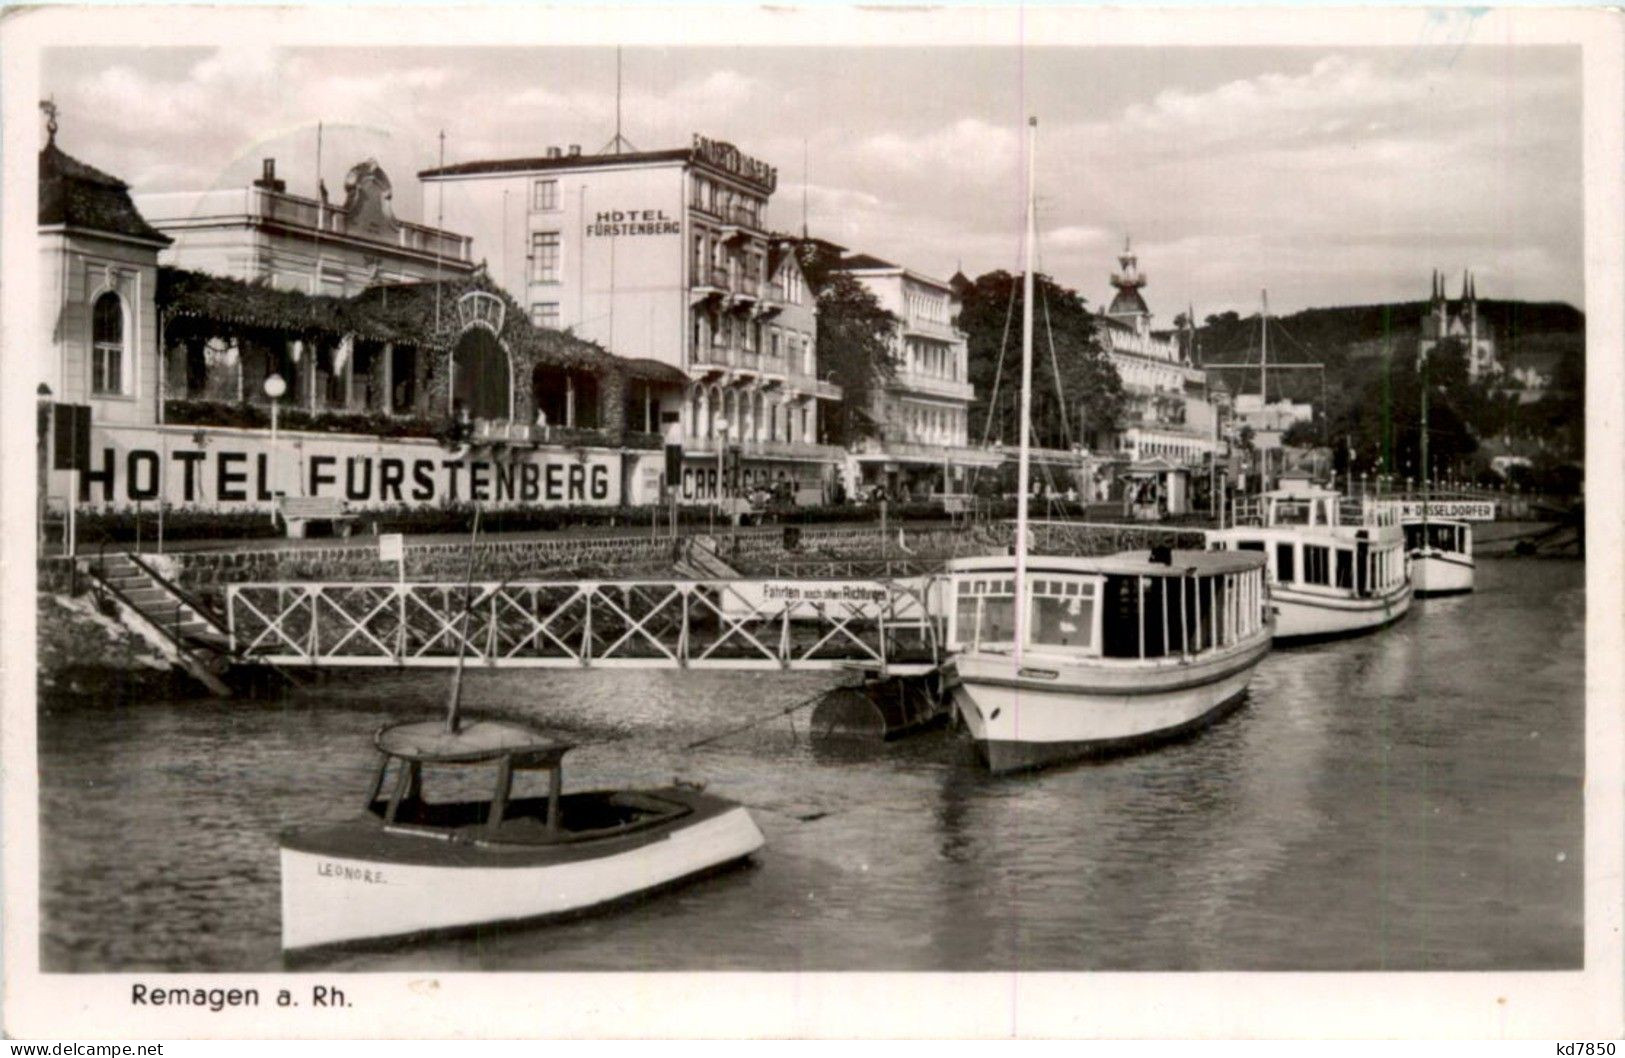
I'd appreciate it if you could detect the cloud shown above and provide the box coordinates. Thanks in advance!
[42,45,1583,316]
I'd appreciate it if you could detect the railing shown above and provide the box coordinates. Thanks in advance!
[471,421,660,450]
[892,372,975,401]
[902,318,962,343]
[227,577,940,674]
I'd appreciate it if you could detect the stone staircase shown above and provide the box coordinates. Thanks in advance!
[88,553,235,696]
[674,535,743,580]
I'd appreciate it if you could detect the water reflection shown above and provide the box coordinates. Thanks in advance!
[39,560,1583,972]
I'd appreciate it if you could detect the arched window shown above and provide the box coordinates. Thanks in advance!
[91,292,125,395]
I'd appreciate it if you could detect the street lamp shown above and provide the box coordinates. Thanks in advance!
[264,372,287,524]
[714,415,730,511]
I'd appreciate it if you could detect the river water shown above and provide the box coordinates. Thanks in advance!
[39,558,1584,972]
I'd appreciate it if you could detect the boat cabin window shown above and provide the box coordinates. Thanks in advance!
[1276,543,1296,584]
[1236,540,1266,553]
[1100,573,1219,659]
[1271,498,1322,526]
[1028,578,1097,652]
[1303,545,1330,586]
[1403,523,1425,550]
[1335,549,1354,589]
[1426,523,1461,552]
[369,757,499,827]
[952,577,1016,649]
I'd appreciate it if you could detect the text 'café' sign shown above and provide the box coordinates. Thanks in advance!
[64,428,619,510]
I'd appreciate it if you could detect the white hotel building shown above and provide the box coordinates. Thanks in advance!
[1096,242,1221,470]
[835,254,996,497]
[420,136,842,503]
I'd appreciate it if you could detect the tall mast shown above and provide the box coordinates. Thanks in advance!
[1014,116,1036,661]
[1259,288,1269,489]
[1259,288,1269,405]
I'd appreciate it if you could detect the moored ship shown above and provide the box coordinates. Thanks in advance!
[943,548,1274,774]
[1208,480,1412,642]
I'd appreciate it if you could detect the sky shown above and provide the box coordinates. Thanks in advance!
[43,43,1583,319]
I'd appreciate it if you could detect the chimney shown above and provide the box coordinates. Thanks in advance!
[254,158,286,193]
[545,146,562,159]
[567,144,582,157]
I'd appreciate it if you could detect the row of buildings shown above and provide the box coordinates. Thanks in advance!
[39,112,1233,516]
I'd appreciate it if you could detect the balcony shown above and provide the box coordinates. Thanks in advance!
[902,317,962,343]
[687,436,845,462]
[890,371,975,402]
[850,437,1004,468]
[754,286,786,319]
[717,205,766,243]
[689,265,730,306]
[727,275,761,312]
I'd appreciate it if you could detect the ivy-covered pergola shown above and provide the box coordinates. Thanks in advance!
[157,266,687,441]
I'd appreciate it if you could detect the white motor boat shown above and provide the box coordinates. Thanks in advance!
[281,718,765,954]
[1403,517,1475,596]
[943,549,1274,774]
[1209,481,1412,642]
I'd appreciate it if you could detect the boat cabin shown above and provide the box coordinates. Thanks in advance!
[1231,484,1398,531]
[365,719,688,845]
[943,550,1269,662]
[1404,519,1471,556]
[1209,530,1407,600]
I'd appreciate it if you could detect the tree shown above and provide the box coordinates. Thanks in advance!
[794,241,897,445]
[957,270,1124,450]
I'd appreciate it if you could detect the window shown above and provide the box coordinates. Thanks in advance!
[91,291,125,395]
[1276,543,1296,583]
[1304,545,1330,586]
[530,231,561,283]
[1030,578,1097,651]
[1237,540,1266,553]
[530,302,561,330]
[532,179,559,212]
[1335,549,1354,589]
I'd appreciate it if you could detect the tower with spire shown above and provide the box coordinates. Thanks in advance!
[1418,269,1497,381]
[1106,236,1152,337]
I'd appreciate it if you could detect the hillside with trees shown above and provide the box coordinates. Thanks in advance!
[1194,298,1584,488]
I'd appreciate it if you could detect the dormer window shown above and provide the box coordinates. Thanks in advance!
[91,291,126,395]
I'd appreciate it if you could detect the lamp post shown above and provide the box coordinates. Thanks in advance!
[714,415,729,524]
[264,372,287,525]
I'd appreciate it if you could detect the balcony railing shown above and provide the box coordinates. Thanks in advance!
[902,317,961,343]
[890,371,975,401]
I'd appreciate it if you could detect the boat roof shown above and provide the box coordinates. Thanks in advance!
[376,719,573,765]
[945,549,1265,577]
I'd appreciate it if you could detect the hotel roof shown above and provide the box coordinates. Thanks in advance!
[39,141,171,246]
[419,147,692,180]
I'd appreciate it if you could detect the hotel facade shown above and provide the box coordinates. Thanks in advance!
[834,253,997,497]
[420,135,842,503]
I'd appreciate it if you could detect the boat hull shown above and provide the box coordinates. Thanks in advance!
[948,630,1272,775]
[1271,581,1413,642]
[280,790,764,953]
[1410,550,1475,597]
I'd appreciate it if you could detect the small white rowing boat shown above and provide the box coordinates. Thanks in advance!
[280,719,764,954]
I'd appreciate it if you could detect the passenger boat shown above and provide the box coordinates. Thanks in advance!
[280,718,766,953]
[944,549,1274,774]
[941,118,1275,774]
[1403,516,1475,596]
[1208,480,1413,642]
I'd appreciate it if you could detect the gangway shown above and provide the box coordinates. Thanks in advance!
[227,576,940,675]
